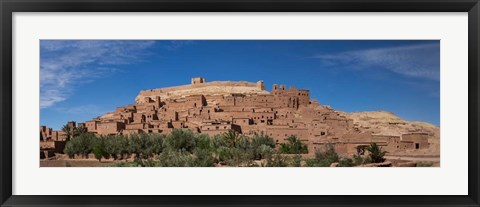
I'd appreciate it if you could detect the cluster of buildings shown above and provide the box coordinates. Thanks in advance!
[40,77,432,157]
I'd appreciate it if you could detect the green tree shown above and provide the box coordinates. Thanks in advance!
[365,142,387,163]
[63,142,75,158]
[165,129,196,152]
[73,125,87,137]
[195,134,213,151]
[223,130,241,148]
[279,135,308,154]
[251,134,275,148]
[93,144,105,162]
[62,132,96,158]
[251,135,276,160]
[61,124,72,141]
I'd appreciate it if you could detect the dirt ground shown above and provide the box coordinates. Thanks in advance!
[385,155,440,167]
[40,160,121,167]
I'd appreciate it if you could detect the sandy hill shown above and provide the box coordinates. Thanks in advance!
[340,110,440,156]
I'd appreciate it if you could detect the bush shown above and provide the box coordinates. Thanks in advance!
[315,144,339,162]
[288,155,303,167]
[253,144,275,160]
[265,153,288,167]
[305,144,340,167]
[338,158,355,167]
[279,136,308,154]
[251,135,276,160]
[251,134,276,148]
[216,146,254,167]
[352,154,366,166]
[191,149,215,167]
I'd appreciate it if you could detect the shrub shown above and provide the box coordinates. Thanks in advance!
[250,135,276,160]
[216,146,253,167]
[315,144,339,163]
[253,144,275,160]
[305,144,340,167]
[191,149,215,167]
[338,158,355,167]
[227,148,254,167]
[265,153,288,167]
[287,155,303,167]
[251,134,276,148]
[279,136,308,154]
[352,154,365,166]
[156,150,192,167]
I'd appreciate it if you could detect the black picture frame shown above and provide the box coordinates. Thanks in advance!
[1,0,479,206]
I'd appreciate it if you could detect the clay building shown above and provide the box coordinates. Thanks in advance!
[42,77,438,157]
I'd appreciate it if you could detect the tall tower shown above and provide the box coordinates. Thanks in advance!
[256,80,265,90]
[191,77,206,85]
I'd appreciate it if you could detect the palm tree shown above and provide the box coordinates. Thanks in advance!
[223,130,241,148]
[366,142,387,163]
[74,126,87,136]
[62,124,72,141]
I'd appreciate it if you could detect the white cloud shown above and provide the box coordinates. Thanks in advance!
[55,104,104,115]
[40,40,155,108]
[313,43,440,81]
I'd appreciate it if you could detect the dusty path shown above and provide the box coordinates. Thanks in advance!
[385,156,440,162]
[40,160,117,167]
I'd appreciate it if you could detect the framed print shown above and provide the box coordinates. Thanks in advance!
[1,0,479,206]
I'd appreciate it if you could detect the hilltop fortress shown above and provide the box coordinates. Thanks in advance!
[41,77,440,156]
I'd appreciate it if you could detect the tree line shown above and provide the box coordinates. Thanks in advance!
[63,128,386,167]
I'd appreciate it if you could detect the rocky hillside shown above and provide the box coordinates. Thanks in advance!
[136,80,268,103]
[341,110,440,156]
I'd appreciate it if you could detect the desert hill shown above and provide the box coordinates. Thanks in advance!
[341,110,440,156]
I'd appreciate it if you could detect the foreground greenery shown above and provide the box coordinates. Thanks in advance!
[63,129,386,167]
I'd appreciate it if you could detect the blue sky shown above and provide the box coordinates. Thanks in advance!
[40,40,440,130]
